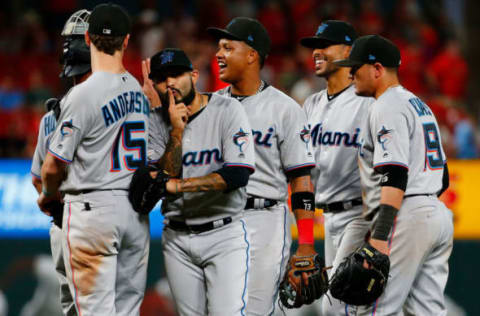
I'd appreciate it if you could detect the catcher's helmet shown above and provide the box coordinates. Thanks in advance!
[60,9,91,78]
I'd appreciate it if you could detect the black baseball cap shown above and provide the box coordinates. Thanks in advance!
[300,20,357,49]
[334,35,401,68]
[88,3,131,36]
[207,17,271,58]
[149,48,193,80]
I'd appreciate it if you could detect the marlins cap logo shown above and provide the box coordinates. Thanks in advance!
[161,51,174,64]
[316,23,328,35]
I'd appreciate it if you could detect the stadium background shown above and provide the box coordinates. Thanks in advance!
[0,0,478,315]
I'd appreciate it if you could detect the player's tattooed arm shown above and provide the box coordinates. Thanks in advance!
[156,89,189,176]
[156,129,183,177]
[166,174,227,193]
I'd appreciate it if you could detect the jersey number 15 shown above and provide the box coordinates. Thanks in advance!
[110,121,146,172]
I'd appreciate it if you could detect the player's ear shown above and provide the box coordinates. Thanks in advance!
[247,48,257,66]
[343,45,352,59]
[373,62,384,79]
[191,69,199,85]
[85,31,91,47]
[122,34,130,50]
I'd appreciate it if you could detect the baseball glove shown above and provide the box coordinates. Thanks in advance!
[129,165,169,215]
[44,200,64,228]
[329,243,390,306]
[45,98,61,120]
[279,254,329,308]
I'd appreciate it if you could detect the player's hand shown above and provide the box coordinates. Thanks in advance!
[292,244,317,286]
[168,88,188,131]
[37,191,62,216]
[363,238,389,268]
[142,58,161,108]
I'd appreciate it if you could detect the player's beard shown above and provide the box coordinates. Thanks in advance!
[157,78,196,107]
[316,60,340,79]
[156,78,196,124]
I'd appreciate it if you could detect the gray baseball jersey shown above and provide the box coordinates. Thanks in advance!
[31,110,59,179]
[216,85,315,201]
[48,72,150,191]
[148,93,255,225]
[303,85,374,205]
[358,85,447,216]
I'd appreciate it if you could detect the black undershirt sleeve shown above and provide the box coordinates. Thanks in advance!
[214,166,252,192]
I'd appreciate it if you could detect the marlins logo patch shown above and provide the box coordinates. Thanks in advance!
[60,119,74,139]
[377,125,393,150]
[300,125,311,144]
[233,128,250,158]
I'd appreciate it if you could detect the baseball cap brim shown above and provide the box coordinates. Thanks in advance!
[207,27,243,41]
[300,37,337,49]
[333,59,364,67]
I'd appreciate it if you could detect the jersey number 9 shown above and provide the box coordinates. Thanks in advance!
[422,123,443,170]
[111,121,147,172]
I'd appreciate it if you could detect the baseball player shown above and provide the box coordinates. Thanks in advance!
[335,35,453,315]
[207,17,317,315]
[31,9,91,316]
[37,4,151,315]
[145,48,255,316]
[300,21,375,315]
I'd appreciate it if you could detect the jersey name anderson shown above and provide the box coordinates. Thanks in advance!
[101,91,150,127]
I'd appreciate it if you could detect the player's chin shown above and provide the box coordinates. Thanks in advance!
[354,88,371,97]
[218,69,233,83]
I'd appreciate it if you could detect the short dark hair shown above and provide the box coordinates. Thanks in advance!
[259,55,265,69]
[89,34,125,55]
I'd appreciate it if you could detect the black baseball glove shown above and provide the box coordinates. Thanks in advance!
[279,254,329,308]
[45,98,61,120]
[329,243,390,306]
[44,200,64,228]
[128,165,169,215]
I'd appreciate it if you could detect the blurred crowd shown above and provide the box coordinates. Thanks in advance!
[0,0,478,159]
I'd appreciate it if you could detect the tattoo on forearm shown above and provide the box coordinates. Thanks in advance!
[292,175,312,192]
[179,174,227,192]
[158,133,182,177]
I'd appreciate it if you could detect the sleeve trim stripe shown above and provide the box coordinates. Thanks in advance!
[223,163,255,170]
[31,172,41,179]
[48,149,72,164]
[148,159,159,164]
[285,163,316,172]
[373,162,409,170]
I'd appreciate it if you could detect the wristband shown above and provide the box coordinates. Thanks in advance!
[291,191,315,211]
[372,204,398,241]
[297,218,314,245]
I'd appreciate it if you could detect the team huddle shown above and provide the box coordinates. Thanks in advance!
[32,3,453,316]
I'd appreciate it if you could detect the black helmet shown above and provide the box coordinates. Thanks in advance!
[59,9,91,78]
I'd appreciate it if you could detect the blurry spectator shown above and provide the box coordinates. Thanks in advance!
[138,9,165,59]
[258,0,290,51]
[226,0,257,19]
[427,39,468,100]
[398,38,428,96]
[25,70,52,109]
[0,76,25,111]
[448,108,479,159]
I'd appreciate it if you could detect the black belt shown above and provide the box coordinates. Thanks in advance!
[404,193,436,198]
[167,217,232,233]
[245,197,278,210]
[64,189,127,195]
[319,197,362,213]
